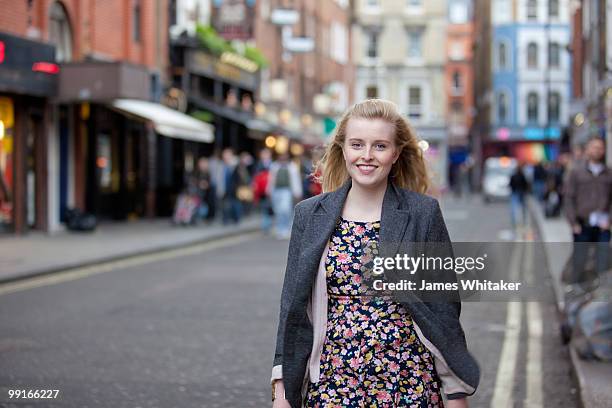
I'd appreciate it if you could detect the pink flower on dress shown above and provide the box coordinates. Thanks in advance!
[354,225,365,235]
[331,356,341,368]
[352,274,362,284]
[337,252,350,264]
[389,361,400,372]
[376,390,392,402]
[344,328,355,338]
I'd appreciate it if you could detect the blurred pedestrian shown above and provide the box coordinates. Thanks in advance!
[195,157,213,223]
[236,152,254,215]
[533,161,547,202]
[253,148,273,234]
[543,159,565,217]
[564,136,612,281]
[509,163,530,230]
[267,152,302,239]
[219,148,242,225]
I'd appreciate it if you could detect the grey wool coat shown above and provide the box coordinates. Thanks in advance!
[272,179,480,408]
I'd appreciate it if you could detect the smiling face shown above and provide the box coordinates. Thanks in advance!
[342,117,400,190]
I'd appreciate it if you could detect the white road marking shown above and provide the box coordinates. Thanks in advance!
[490,243,523,408]
[525,301,544,408]
[0,233,258,296]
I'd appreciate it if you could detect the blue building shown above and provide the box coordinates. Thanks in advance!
[488,0,571,163]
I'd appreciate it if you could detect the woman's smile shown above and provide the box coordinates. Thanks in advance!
[356,163,379,175]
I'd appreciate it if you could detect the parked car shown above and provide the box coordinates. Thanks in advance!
[482,157,518,203]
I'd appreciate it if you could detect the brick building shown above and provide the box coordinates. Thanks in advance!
[0,0,213,233]
[445,0,475,190]
[254,0,353,145]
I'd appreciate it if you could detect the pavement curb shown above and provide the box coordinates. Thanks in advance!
[0,223,260,286]
[527,197,609,408]
[526,198,566,312]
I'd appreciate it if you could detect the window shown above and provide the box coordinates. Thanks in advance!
[367,0,379,7]
[498,42,508,69]
[548,42,560,68]
[549,0,559,18]
[527,92,539,123]
[452,71,463,94]
[48,1,73,62]
[527,0,537,20]
[449,0,469,24]
[451,101,464,114]
[450,42,464,60]
[366,86,378,99]
[407,30,423,59]
[548,92,561,123]
[133,0,142,42]
[527,42,538,68]
[366,31,378,58]
[408,86,422,119]
[498,92,508,124]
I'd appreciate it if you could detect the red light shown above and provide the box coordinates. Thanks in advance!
[0,41,4,64]
[32,62,60,74]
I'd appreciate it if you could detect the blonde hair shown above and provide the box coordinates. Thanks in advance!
[315,99,429,193]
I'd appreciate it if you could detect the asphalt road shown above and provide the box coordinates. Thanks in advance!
[0,195,578,408]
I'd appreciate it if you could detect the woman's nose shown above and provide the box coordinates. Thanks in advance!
[362,146,372,160]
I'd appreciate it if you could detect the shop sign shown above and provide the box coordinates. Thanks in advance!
[188,50,257,89]
[0,32,58,97]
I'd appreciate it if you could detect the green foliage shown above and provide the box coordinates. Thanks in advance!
[244,45,269,68]
[196,24,235,55]
[190,110,214,123]
[195,24,268,69]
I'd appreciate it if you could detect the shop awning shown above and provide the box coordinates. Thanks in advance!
[111,99,214,143]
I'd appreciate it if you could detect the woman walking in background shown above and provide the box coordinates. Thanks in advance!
[267,152,303,239]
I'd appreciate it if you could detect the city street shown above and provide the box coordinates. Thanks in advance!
[0,196,578,408]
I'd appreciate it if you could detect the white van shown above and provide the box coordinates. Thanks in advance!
[482,157,518,202]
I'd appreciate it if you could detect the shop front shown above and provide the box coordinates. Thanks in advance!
[0,32,58,234]
[58,62,214,222]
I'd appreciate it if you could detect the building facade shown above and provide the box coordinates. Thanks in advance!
[488,0,571,163]
[569,0,612,165]
[445,0,475,184]
[353,0,449,188]
[254,0,353,147]
[0,0,215,234]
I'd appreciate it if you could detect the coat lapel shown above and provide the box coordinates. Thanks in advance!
[294,179,352,306]
[379,183,411,259]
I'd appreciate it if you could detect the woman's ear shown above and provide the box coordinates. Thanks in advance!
[393,147,401,164]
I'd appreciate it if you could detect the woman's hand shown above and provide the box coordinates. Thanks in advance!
[446,398,469,408]
[272,380,291,408]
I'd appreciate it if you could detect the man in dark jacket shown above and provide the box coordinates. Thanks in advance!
[564,137,612,281]
[509,164,530,230]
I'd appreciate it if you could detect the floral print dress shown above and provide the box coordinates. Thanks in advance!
[304,218,444,408]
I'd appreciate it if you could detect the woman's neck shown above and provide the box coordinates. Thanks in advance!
[342,180,388,222]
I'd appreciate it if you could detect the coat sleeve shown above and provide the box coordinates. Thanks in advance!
[271,202,306,384]
[426,199,477,400]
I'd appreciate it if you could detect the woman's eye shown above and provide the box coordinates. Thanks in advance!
[351,143,363,149]
[375,144,387,150]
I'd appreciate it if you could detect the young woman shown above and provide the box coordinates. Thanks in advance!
[271,99,479,408]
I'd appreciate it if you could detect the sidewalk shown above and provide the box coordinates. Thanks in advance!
[528,198,612,408]
[0,217,261,284]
